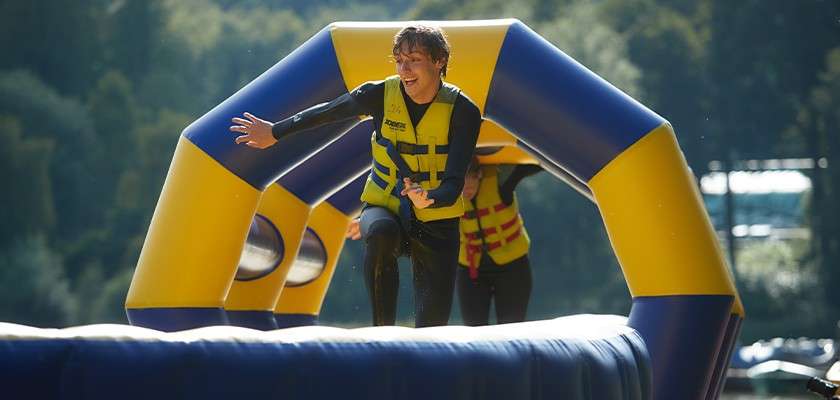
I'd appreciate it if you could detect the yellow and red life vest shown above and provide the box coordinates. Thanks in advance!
[459,166,530,276]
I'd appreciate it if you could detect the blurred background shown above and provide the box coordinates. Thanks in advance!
[1,0,839,398]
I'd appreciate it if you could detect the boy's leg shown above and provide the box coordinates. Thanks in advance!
[409,218,460,327]
[493,256,532,324]
[455,266,492,326]
[360,206,404,326]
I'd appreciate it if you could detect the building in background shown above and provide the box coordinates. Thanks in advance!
[700,158,825,244]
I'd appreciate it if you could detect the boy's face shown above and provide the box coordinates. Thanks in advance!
[462,171,481,201]
[394,44,444,102]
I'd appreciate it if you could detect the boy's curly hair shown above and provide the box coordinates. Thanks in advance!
[393,25,451,77]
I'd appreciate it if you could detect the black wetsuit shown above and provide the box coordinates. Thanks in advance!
[456,164,541,326]
[272,80,481,327]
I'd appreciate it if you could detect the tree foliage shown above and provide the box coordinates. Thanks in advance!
[0,116,55,243]
[0,236,77,327]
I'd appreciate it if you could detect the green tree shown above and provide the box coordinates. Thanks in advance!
[735,238,825,341]
[600,0,711,175]
[89,268,135,324]
[73,263,133,324]
[0,116,55,243]
[792,47,840,332]
[104,110,189,274]
[0,0,103,96]
[99,1,166,83]
[0,236,78,327]
[406,0,538,22]
[707,0,840,160]
[537,2,643,99]
[160,0,309,109]
[0,70,103,241]
[716,1,840,337]
[88,70,140,188]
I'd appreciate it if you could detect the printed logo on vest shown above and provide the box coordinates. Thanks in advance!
[388,103,402,115]
[384,119,407,132]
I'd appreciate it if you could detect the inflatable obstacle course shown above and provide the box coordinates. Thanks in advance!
[2,19,742,400]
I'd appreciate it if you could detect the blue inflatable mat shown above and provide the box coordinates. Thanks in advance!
[0,315,650,400]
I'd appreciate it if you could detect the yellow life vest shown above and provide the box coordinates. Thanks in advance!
[459,166,530,271]
[359,75,465,222]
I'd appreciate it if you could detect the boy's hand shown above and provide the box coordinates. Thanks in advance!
[346,219,361,240]
[230,112,277,149]
[401,178,435,209]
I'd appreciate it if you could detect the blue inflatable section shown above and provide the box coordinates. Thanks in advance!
[183,27,353,190]
[325,172,368,216]
[628,295,734,400]
[274,313,319,328]
[126,307,229,332]
[226,310,278,331]
[485,21,665,182]
[0,315,649,400]
[708,315,742,397]
[516,140,592,199]
[278,119,373,205]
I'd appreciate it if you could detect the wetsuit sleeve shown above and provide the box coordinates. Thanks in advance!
[271,82,384,140]
[426,94,481,208]
[499,164,543,205]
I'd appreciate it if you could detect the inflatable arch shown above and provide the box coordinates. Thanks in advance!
[120,19,742,400]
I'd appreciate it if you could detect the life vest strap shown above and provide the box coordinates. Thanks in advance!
[369,170,401,196]
[466,243,480,280]
[463,202,510,219]
[463,215,519,240]
[373,160,443,184]
[395,142,449,155]
[374,133,447,183]
[465,227,522,252]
